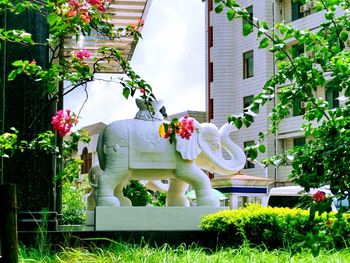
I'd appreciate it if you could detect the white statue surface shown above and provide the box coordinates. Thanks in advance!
[94,99,246,207]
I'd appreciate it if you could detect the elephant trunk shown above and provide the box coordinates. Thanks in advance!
[216,123,246,175]
[197,123,246,175]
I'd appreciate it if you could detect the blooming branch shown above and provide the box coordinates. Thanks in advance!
[51,109,79,137]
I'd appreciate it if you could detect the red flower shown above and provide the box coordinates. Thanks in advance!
[75,49,91,60]
[312,191,326,202]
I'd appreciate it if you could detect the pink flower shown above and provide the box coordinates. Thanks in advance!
[30,59,36,65]
[177,115,195,140]
[51,109,78,137]
[66,9,77,17]
[75,49,91,60]
[68,0,81,8]
[88,0,109,12]
[140,89,145,95]
[138,18,144,27]
[80,13,91,23]
[312,191,326,202]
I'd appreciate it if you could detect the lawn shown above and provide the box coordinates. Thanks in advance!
[19,242,350,263]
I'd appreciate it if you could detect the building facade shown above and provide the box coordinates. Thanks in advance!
[205,0,341,185]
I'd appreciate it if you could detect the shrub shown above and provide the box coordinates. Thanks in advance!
[123,180,153,206]
[61,181,86,225]
[200,204,350,250]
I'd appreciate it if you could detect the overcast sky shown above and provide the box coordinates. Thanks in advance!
[65,0,205,128]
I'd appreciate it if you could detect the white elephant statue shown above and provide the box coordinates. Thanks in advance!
[96,110,246,207]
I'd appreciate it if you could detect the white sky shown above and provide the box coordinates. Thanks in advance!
[65,0,205,129]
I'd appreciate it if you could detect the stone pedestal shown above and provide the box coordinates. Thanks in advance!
[94,207,228,231]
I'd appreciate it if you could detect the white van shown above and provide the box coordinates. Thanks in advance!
[266,185,337,210]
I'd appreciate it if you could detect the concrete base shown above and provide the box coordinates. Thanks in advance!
[86,211,95,226]
[95,206,228,231]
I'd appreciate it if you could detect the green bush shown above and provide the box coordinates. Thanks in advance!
[200,204,350,250]
[123,180,153,206]
[61,182,86,225]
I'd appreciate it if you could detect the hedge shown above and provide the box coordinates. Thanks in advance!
[200,204,350,249]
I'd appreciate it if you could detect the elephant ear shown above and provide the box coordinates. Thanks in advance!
[175,118,201,160]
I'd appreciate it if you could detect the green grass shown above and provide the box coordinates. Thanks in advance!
[19,242,350,263]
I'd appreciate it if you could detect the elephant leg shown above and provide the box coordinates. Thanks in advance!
[176,162,220,207]
[97,167,130,206]
[166,178,190,206]
[114,180,132,207]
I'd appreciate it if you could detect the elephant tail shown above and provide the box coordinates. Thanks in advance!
[97,128,106,170]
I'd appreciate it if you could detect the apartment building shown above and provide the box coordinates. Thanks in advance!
[205,0,339,184]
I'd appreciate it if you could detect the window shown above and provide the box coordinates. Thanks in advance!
[292,1,303,21]
[208,26,213,48]
[81,147,92,174]
[293,97,305,116]
[209,98,214,120]
[242,6,253,35]
[243,50,254,79]
[326,89,339,109]
[293,137,306,147]
[244,141,255,169]
[291,43,304,58]
[243,95,254,111]
[209,62,213,82]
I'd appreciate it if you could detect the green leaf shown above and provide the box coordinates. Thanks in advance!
[275,51,287,61]
[227,9,235,21]
[249,148,258,160]
[8,70,19,81]
[258,144,266,153]
[47,13,57,26]
[340,31,348,42]
[243,23,253,36]
[233,118,243,129]
[12,60,24,67]
[122,87,130,99]
[215,4,224,14]
[259,38,269,49]
[21,33,32,44]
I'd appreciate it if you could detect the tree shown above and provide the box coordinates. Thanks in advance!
[211,0,350,211]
